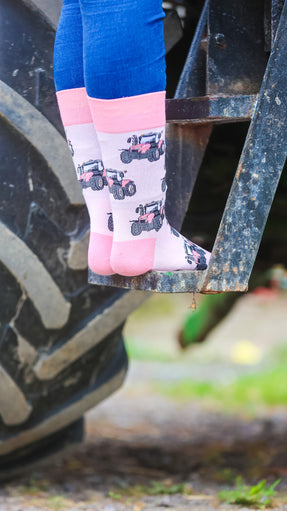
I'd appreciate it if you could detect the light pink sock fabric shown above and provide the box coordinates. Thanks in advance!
[89,91,210,277]
[56,87,114,275]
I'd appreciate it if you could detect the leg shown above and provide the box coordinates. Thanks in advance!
[53,0,114,275]
[81,0,210,276]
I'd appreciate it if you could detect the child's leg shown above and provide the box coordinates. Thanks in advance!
[53,0,114,275]
[81,0,210,276]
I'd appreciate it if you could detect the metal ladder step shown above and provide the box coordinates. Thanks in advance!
[166,95,257,125]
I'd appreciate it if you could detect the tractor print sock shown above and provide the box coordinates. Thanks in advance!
[56,88,114,275]
[89,91,211,276]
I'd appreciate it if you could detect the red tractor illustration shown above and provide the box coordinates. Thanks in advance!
[76,159,105,191]
[184,239,208,270]
[131,200,164,236]
[105,169,136,200]
[120,132,165,164]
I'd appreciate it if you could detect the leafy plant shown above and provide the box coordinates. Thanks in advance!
[108,491,122,500]
[218,477,280,508]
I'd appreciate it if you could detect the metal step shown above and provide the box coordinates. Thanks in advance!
[89,269,209,294]
[166,95,257,125]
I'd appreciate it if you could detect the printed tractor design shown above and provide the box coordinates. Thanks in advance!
[120,132,165,164]
[67,139,74,157]
[184,239,208,270]
[76,159,105,191]
[170,226,180,237]
[131,201,164,236]
[107,213,114,232]
[105,169,136,200]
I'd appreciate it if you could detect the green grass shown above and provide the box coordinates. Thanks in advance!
[153,350,287,413]
[109,481,192,500]
[125,336,175,363]
[19,474,50,495]
[46,496,66,511]
[218,478,280,508]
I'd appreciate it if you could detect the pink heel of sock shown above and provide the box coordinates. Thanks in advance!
[88,233,114,275]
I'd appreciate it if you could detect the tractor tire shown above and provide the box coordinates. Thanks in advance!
[154,215,164,232]
[113,186,125,200]
[171,226,180,237]
[197,261,208,271]
[0,0,147,479]
[95,175,104,190]
[90,178,98,191]
[197,252,208,271]
[108,214,114,232]
[131,222,142,236]
[153,148,160,161]
[159,141,165,155]
[125,182,136,196]
[147,151,154,162]
[120,150,133,164]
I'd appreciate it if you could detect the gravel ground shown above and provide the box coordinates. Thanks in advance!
[1,291,287,511]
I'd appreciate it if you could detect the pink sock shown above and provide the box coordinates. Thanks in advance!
[89,91,210,277]
[56,88,114,275]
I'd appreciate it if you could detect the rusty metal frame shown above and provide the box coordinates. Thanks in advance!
[201,0,287,292]
[89,0,287,293]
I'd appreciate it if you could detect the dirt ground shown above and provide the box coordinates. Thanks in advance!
[1,291,287,511]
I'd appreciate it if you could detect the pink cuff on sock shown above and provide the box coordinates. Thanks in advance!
[56,88,92,126]
[88,91,166,133]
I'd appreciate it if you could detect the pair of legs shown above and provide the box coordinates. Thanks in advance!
[54,0,210,276]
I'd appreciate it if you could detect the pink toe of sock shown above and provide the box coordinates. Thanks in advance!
[111,239,156,276]
[88,232,114,275]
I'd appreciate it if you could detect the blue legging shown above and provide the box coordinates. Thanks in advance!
[53,0,166,99]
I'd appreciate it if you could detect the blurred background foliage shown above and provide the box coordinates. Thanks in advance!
[124,267,287,417]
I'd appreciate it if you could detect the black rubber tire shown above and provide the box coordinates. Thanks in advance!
[108,214,114,232]
[171,226,180,237]
[131,222,142,236]
[95,175,104,190]
[0,0,148,477]
[114,186,125,200]
[154,215,163,232]
[90,177,98,190]
[125,182,136,196]
[147,151,154,162]
[159,141,165,155]
[154,148,160,161]
[120,150,132,164]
